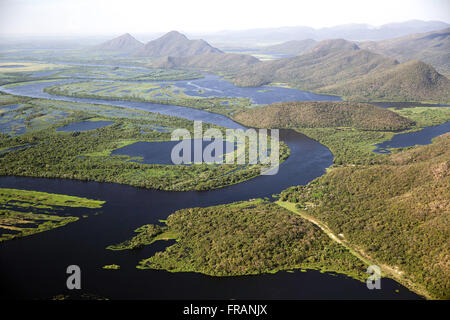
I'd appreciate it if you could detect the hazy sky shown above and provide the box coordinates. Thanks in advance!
[1,0,449,36]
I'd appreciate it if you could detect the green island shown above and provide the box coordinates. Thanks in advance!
[0,61,202,86]
[233,101,419,165]
[102,264,120,270]
[42,80,251,116]
[0,188,105,242]
[107,223,177,250]
[109,199,367,280]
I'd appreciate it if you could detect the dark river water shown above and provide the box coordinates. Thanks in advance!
[373,121,450,153]
[0,76,426,300]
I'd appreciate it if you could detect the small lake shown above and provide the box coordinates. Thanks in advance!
[374,121,450,153]
[57,120,114,132]
[112,139,237,165]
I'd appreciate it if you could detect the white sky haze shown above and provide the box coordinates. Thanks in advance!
[0,0,449,36]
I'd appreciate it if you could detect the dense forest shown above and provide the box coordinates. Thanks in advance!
[130,200,367,279]
[319,60,450,103]
[280,133,450,299]
[233,101,414,131]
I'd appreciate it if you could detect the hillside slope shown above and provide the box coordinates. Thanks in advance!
[134,31,222,57]
[281,132,450,299]
[149,52,260,72]
[233,101,414,131]
[232,39,398,89]
[360,28,450,76]
[319,60,450,103]
[260,39,317,55]
[91,33,144,53]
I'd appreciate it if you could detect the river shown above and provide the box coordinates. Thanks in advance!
[0,75,425,299]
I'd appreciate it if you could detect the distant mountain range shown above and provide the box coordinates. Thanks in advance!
[134,31,222,57]
[91,33,144,53]
[91,27,450,103]
[259,39,317,55]
[232,39,399,88]
[231,39,450,103]
[199,20,450,44]
[359,28,450,76]
[93,31,222,57]
[93,31,260,70]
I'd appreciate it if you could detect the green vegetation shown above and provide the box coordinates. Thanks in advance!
[389,106,450,127]
[319,60,450,103]
[232,101,421,165]
[0,93,289,191]
[111,199,367,279]
[102,264,120,270]
[0,188,105,242]
[42,80,251,116]
[0,61,202,87]
[0,188,104,209]
[233,101,414,131]
[296,128,395,165]
[280,133,450,299]
[107,224,176,250]
[0,61,60,73]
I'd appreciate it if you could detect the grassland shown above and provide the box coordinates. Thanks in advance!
[0,62,61,73]
[388,106,450,127]
[0,188,105,242]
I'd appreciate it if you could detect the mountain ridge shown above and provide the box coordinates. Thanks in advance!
[359,27,450,76]
[92,33,144,53]
[134,30,223,57]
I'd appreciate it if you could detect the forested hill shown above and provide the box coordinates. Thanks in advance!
[231,39,398,88]
[318,60,450,103]
[134,31,222,57]
[231,38,450,103]
[148,52,260,72]
[280,132,450,299]
[360,27,450,77]
[232,101,414,131]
